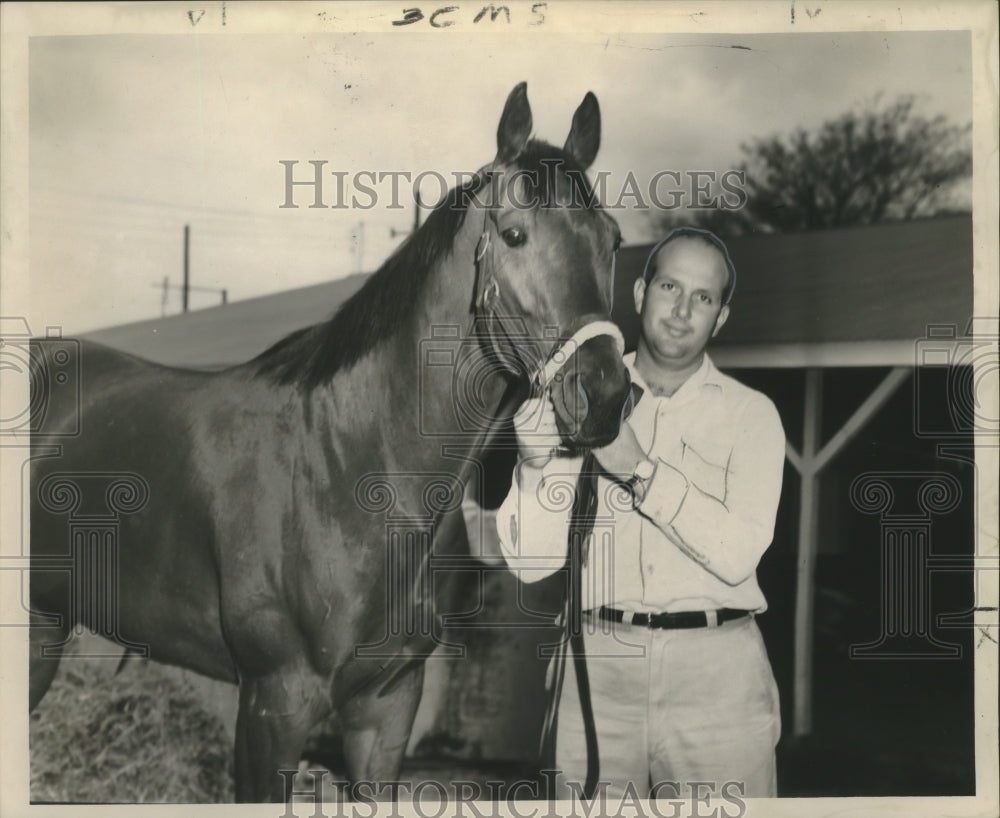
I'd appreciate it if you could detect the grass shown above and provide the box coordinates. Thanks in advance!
[30,642,234,803]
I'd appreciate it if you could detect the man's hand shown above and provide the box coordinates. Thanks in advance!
[513,395,563,465]
[592,421,648,483]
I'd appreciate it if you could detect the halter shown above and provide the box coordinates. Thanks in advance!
[471,169,624,395]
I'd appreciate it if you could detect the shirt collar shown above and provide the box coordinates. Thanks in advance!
[623,351,724,403]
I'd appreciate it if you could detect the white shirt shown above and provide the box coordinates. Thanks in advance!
[495,353,786,613]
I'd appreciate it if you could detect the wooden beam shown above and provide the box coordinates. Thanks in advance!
[785,441,803,474]
[793,367,822,737]
[815,367,912,472]
[711,339,965,369]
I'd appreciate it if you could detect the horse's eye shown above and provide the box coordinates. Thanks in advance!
[501,227,527,248]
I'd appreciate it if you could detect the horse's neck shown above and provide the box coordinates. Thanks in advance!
[317,235,511,480]
[405,241,513,469]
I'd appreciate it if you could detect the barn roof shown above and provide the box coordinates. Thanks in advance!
[84,216,973,369]
[83,273,369,369]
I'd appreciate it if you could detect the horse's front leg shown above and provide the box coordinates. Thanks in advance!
[234,661,330,803]
[341,661,425,796]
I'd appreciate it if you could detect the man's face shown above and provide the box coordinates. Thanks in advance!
[633,237,730,371]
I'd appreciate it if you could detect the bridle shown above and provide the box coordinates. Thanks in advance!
[470,168,624,398]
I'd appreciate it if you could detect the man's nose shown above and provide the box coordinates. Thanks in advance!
[672,293,691,319]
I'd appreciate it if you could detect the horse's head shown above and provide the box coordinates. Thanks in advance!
[469,82,631,450]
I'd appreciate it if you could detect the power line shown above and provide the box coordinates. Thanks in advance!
[32,185,279,220]
[33,189,380,245]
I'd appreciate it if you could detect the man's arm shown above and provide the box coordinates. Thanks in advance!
[495,454,584,583]
[637,395,785,585]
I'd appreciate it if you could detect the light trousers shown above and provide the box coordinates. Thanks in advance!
[553,614,781,800]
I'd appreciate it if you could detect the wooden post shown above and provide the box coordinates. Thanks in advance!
[790,366,911,736]
[793,367,822,736]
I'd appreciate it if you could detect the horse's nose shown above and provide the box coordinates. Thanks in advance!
[548,332,631,449]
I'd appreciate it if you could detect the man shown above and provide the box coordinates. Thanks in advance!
[496,227,785,799]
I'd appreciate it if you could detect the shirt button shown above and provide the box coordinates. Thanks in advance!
[647,564,655,574]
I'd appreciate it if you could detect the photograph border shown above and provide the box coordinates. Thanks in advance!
[1,2,997,817]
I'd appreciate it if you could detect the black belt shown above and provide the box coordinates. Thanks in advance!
[590,606,752,629]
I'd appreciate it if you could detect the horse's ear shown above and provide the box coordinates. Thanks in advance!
[497,82,532,163]
[564,91,601,170]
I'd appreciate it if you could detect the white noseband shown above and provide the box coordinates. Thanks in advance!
[534,320,625,389]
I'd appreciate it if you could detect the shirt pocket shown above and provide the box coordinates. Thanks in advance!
[680,440,730,502]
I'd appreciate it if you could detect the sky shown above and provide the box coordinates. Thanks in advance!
[24,25,973,333]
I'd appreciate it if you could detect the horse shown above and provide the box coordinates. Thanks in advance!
[28,81,631,803]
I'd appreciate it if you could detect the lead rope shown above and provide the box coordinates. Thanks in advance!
[539,453,600,800]
[574,456,601,801]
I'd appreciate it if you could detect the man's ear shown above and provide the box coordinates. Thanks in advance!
[633,277,647,315]
[711,304,730,337]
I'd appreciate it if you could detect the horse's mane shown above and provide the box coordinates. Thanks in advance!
[252,140,596,389]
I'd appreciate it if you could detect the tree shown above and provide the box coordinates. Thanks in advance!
[651,95,972,238]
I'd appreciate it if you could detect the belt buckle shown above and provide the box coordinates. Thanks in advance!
[620,610,635,626]
[705,610,719,628]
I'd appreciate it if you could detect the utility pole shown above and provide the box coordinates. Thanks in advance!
[182,224,190,313]
[154,227,226,313]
